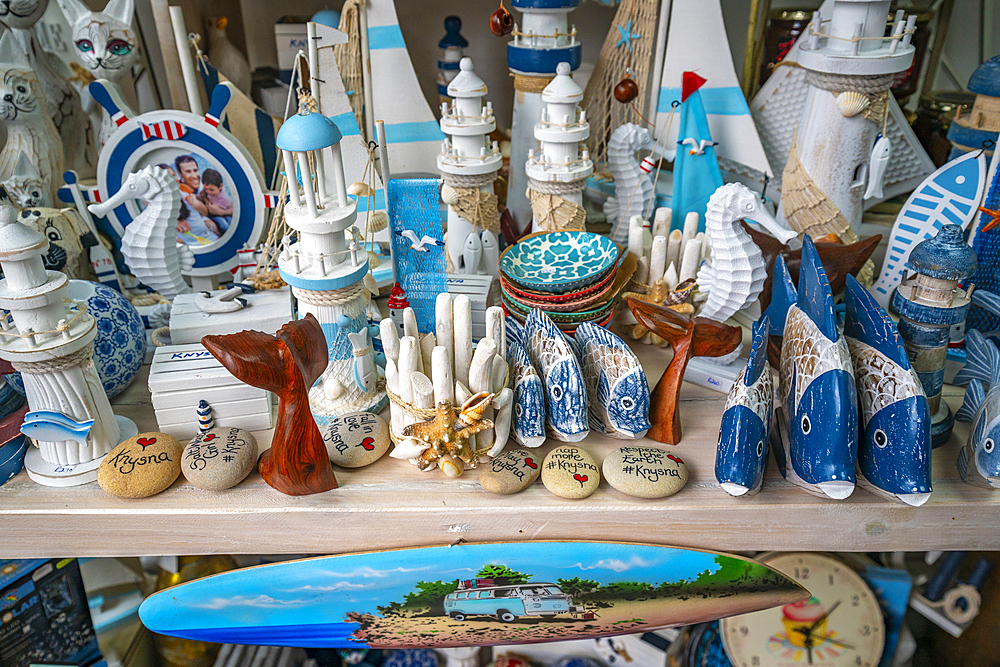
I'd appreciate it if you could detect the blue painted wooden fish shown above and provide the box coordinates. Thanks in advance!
[22,411,95,431]
[138,541,807,649]
[347,329,377,392]
[844,275,932,506]
[525,310,588,442]
[766,237,859,499]
[716,316,772,497]
[20,411,94,447]
[572,322,650,439]
[506,339,546,448]
[955,329,1000,489]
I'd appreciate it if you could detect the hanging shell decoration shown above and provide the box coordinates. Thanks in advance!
[441,184,460,206]
[367,210,389,233]
[394,392,496,477]
[348,181,375,197]
[836,91,871,117]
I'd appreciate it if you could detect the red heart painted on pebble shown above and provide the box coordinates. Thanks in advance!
[667,454,684,465]
[359,437,375,451]
[137,437,156,449]
[203,433,216,441]
[524,458,537,469]
[573,474,588,484]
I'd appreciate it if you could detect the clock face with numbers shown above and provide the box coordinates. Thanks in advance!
[721,553,884,667]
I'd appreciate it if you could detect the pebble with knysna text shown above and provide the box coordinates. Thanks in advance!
[98,432,182,499]
[541,445,600,499]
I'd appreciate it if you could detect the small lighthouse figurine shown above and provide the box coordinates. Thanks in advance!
[275,104,386,419]
[439,57,502,277]
[0,204,135,485]
[893,224,977,447]
[437,16,468,104]
[527,62,593,234]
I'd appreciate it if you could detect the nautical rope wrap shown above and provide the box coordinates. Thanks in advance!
[512,73,555,94]
[441,172,495,189]
[527,177,586,196]
[11,344,94,374]
[528,188,586,233]
[780,138,858,244]
[334,0,365,138]
[292,282,367,306]
[805,71,893,124]
[451,189,500,235]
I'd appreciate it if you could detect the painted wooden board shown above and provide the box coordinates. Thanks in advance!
[139,541,806,649]
[169,287,293,345]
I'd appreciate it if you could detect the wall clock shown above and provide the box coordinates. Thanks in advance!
[88,79,272,277]
[721,553,885,667]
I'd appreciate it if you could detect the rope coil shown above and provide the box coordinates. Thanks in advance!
[292,282,367,306]
[512,73,555,94]
[11,344,94,374]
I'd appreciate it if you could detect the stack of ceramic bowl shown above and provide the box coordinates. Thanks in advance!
[499,231,624,335]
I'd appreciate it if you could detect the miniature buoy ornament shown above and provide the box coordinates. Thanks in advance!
[614,76,639,103]
[490,0,513,36]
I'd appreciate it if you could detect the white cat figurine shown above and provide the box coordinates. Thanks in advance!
[0,32,63,203]
[56,0,137,147]
[3,151,53,208]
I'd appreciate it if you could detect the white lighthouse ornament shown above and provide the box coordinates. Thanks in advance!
[505,0,581,233]
[275,104,386,418]
[527,62,593,235]
[781,1,917,242]
[0,204,136,486]
[438,57,502,278]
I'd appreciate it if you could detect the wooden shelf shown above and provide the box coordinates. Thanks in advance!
[0,342,995,558]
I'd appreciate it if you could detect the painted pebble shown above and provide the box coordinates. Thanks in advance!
[323,412,390,468]
[479,449,542,494]
[541,445,600,499]
[182,427,258,491]
[98,432,182,499]
[602,446,689,499]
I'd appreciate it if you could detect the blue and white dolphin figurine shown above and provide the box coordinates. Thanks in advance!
[20,411,94,449]
[955,329,1000,489]
[573,321,650,439]
[525,309,588,442]
[844,275,932,506]
[716,315,772,497]
[767,236,859,499]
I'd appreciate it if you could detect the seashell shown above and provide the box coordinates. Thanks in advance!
[348,182,374,197]
[459,391,495,422]
[323,377,344,400]
[668,303,695,315]
[441,184,459,205]
[367,210,389,233]
[367,250,381,268]
[836,91,870,117]
[390,437,431,459]
[440,454,464,477]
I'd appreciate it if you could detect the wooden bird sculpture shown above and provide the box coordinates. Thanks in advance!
[627,298,742,444]
[201,314,338,496]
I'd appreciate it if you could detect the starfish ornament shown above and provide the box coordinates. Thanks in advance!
[979,206,1000,232]
[615,20,641,49]
[401,393,495,472]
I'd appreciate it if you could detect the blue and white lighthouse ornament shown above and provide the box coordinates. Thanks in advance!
[892,224,977,447]
[437,16,468,103]
[275,104,385,419]
[845,275,932,506]
[716,316,772,497]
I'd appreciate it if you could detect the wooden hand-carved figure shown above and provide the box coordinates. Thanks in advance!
[202,314,338,496]
[627,297,742,444]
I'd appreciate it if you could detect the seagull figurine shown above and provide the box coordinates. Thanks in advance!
[679,137,719,155]
[396,229,445,252]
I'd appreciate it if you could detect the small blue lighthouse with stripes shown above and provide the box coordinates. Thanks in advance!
[505,0,582,233]
[437,16,468,104]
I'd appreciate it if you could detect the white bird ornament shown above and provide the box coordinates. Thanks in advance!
[397,229,445,252]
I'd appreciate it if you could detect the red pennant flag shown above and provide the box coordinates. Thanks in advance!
[681,72,707,102]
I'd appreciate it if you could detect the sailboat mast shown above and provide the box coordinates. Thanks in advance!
[647,0,672,122]
[359,1,375,140]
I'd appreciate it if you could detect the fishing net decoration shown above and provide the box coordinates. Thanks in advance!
[967,162,1000,333]
[387,178,447,333]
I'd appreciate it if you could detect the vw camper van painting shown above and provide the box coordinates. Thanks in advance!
[140,542,806,649]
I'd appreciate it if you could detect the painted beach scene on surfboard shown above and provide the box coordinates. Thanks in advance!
[139,542,806,649]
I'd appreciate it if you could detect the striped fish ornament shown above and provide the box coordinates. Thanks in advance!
[871,151,987,308]
[141,121,188,141]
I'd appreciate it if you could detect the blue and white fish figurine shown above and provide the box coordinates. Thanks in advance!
[716,316,772,497]
[863,133,891,200]
[954,329,1000,489]
[20,411,94,449]
[507,339,546,447]
[573,321,650,439]
[347,329,377,392]
[463,231,483,274]
[844,275,932,506]
[767,237,859,499]
[481,230,500,279]
[525,309,588,442]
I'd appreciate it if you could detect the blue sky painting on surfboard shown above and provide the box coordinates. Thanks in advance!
[140,542,805,649]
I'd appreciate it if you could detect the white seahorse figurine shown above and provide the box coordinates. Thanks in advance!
[88,165,193,299]
[697,183,796,324]
[604,123,656,244]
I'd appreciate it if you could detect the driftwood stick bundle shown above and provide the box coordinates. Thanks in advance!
[454,295,473,388]
[435,293,454,378]
[379,318,400,364]
[432,345,454,405]
[468,338,496,450]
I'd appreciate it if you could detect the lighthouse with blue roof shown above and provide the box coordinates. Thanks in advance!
[275,104,385,418]
[505,0,582,233]
[947,54,1000,160]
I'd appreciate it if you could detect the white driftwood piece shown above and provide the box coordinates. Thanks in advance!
[682,212,699,248]
[0,33,63,203]
[627,216,645,260]
[635,256,649,286]
[649,236,668,287]
[419,333,436,376]
[435,292,454,377]
[411,372,434,410]
[679,239,702,285]
[604,123,656,243]
[403,307,420,340]
[664,263,679,290]
[454,295,473,387]
[488,388,513,457]
[653,207,672,238]
[89,166,191,300]
[455,380,472,405]
[397,336,419,429]
[432,346,454,404]
[385,357,403,440]
[379,317,400,364]
[486,306,505,362]
[667,229,683,270]
[468,338,496,450]
[696,183,796,323]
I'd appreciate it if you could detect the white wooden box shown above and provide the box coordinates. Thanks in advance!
[149,343,275,438]
[169,287,293,345]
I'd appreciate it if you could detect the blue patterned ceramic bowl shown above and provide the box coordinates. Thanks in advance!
[500,231,619,293]
[7,281,146,399]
